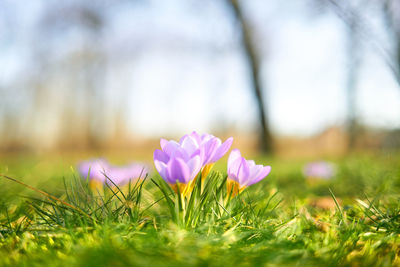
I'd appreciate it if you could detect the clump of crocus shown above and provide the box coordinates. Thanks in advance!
[303,161,336,180]
[154,132,233,195]
[154,139,203,196]
[226,149,271,197]
[154,132,233,196]
[78,159,148,190]
[180,131,233,179]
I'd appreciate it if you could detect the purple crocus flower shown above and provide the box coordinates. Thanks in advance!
[303,161,336,180]
[226,149,271,197]
[78,159,149,188]
[179,131,233,178]
[154,139,203,195]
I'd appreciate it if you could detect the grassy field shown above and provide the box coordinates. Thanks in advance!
[1,151,400,266]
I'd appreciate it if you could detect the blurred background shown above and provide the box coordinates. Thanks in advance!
[1,0,400,159]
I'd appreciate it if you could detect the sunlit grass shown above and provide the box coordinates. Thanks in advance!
[1,152,400,266]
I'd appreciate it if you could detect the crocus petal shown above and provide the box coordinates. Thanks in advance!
[168,158,191,184]
[210,137,233,163]
[190,131,202,144]
[248,164,263,181]
[180,135,199,156]
[154,149,169,163]
[203,138,220,164]
[163,141,181,157]
[200,133,213,143]
[237,158,250,185]
[154,159,167,176]
[179,134,189,145]
[155,160,172,182]
[160,138,169,149]
[191,147,205,167]
[227,157,242,181]
[186,154,201,180]
[247,160,256,167]
[248,166,271,186]
[228,149,242,168]
[244,164,263,186]
[171,147,190,161]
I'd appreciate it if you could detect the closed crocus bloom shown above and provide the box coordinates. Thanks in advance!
[180,131,233,179]
[227,149,271,197]
[78,159,110,190]
[154,139,202,195]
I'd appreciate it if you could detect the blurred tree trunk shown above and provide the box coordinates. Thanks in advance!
[227,0,273,154]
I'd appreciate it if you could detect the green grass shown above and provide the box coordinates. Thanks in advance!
[1,152,400,266]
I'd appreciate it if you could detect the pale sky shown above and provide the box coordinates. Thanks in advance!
[1,0,400,139]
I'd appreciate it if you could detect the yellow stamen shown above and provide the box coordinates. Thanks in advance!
[226,178,246,198]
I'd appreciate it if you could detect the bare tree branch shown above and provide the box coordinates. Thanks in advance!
[326,0,400,87]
